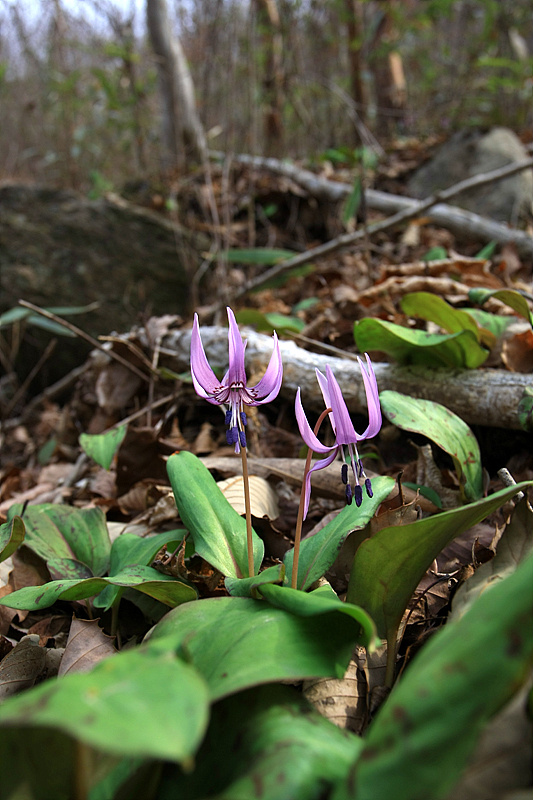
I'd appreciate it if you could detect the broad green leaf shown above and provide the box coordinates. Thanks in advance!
[167,451,264,578]
[147,592,375,701]
[225,563,285,598]
[379,391,483,502]
[422,246,448,261]
[235,308,305,334]
[0,648,209,765]
[353,318,489,368]
[0,516,24,562]
[221,248,297,265]
[94,530,184,610]
[161,684,363,800]
[518,386,533,432]
[449,497,533,621]
[258,584,377,649]
[469,288,533,327]
[346,481,533,642]
[338,552,533,800]
[8,503,111,578]
[284,476,395,589]
[400,292,482,338]
[465,308,516,338]
[0,565,197,611]
[79,425,127,470]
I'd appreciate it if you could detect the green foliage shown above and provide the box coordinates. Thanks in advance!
[0,649,209,764]
[346,481,533,643]
[161,684,364,800]
[354,317,488,368]
[338,549,533,800]
[167,451,264,578]
[0,516,25,563]
[379,391,483,502]
[235,308,305,334]
[283,476,394,589]
[147,589,376,701]
[79,424,128,470]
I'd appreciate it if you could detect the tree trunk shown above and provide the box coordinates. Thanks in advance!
[253,0,285,157]
[146,0,207,170]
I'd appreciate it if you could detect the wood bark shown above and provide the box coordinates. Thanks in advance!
[212,151,533,259]
[161,326,531,430]
[146,0,207,169]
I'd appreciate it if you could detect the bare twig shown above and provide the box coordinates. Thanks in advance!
[3,338,57,418]
[497,468,525,503]
[18,300,154,383]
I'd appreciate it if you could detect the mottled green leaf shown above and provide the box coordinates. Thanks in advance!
[284,476,395,589]
[0,649,209,764]
[0,516,24,562]
[337,551,533,800]
[380,391,483,502]
[79,425,127,470]
[354,318,488,368]
[167,451,263,578]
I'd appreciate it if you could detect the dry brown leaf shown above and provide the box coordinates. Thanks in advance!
[303,647,368,733]
[58,617,116,676]
[192,422,219,455]
[95,362,143,412]
[0,635,46,701]
[217,475,280,520]
[502,328,533,373]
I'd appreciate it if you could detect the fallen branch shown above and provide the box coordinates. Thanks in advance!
[208,153,533,298]
[161,326,530,430]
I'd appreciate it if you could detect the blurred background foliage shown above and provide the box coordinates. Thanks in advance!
[0,0,532,193]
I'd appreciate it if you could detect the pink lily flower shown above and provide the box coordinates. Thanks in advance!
[295,356,382,517]
[190,308,283,452]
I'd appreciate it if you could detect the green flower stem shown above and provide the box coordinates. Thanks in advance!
[240,445,254,578]
[291,407,333,590]
[110,588,124,641]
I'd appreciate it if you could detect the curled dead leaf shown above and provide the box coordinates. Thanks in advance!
[0,635,46,701]
[217,475,280,520]
[58,617,116,676]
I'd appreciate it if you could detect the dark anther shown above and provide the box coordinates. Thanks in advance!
[365,478,373,498]
[341,463,348,484]
[231,426,239,444]
[239,430,247,448]
[226,430,233,445]
[240,412,247,426]
[345,484,353,504]
[358,459,364,478]
[225,410,232,425]
[354,485,363,507]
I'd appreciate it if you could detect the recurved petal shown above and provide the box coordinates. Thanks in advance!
[226,307,247,386]
[248,332,283,404]
[315,369,336,433]
[302,450,339,519]
[190,314,222,397]
[325,365,358,445]
[356,354,382,440]
[295,388,335,455]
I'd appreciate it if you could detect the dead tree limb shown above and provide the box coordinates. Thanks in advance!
[161,326,530,430]
[211,151,533,265]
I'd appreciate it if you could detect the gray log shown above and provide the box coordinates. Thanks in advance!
[163,326,531,430]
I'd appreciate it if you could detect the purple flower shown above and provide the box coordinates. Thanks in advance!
[191,307,283,452]
[295,355,382,517]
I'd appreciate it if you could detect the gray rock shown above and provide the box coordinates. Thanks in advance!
[407,128,533,222]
